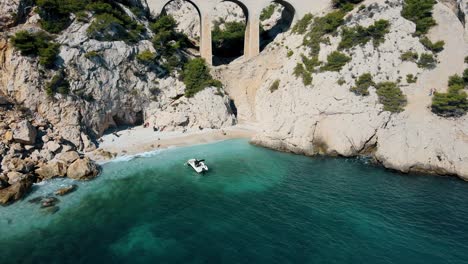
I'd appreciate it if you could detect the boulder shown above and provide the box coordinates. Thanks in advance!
[35,161,67,180]
[0,95,10,105]
[55,185,77,196]
[13,121,37,145]
[45,141,62,153]
[56,151,80,164]
[67,158,99,180]
[6,171,26,185]
[4,131,13,142]
[0,178,33,205]
[1,157,35,173]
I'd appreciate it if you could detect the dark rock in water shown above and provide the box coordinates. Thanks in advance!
[40,197,59,208]
[54,185,77,196]
[28,196,44,204]
[0,178,33,205]
[42,206,60,215]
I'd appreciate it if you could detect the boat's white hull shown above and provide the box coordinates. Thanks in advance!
[187,159,208,174]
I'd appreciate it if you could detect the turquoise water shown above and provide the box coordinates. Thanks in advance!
[1,139,468,264]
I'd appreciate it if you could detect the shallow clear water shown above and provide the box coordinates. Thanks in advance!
[1,139,468,264]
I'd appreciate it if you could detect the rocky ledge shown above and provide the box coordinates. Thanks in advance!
[0,100,99,205]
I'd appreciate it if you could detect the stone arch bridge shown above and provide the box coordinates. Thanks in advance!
[144,0,317,64]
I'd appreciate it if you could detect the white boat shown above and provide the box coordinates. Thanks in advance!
[187,159,208,174]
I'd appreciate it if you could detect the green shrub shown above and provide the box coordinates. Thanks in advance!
[338,19,390,50]
[463,69,468,84]
[136,50,156,64]
[401,0,437,35]
[417,53,436,69]
[321,51,351,72]
[465,56,468,64]
[350,73,374,96]
[406,74,417,83]
[432,75,468,117]
[87,13,127,41]
[292,13,313,34]
[84,51,100,59]
[260,4,276,21]
[269,79,280,92]
[337,78,346,85]
[376,82,407,113]
[11,30,59,68]
[332,0,364,10]
[400,51,418,62]
[212,20,246,57]
[448,74,465,87]
[182,58,222,97]
[294,63,313,86]
[419,36,444,53]
[287,50,294,57]
[46,71,70,96]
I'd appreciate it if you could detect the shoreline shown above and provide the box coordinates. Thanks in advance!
[87,124,259,162]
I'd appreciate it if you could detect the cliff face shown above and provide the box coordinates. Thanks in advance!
[0,1,236,151]
[218,0,468,179]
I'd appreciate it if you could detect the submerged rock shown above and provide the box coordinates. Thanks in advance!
[55,185,77,196]
[41,197,59,208]
[42,205,60,214]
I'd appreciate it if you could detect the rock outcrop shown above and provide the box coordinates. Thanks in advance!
[67,158,99,180]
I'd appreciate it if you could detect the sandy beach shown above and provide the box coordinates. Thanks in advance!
[88,124,259,162]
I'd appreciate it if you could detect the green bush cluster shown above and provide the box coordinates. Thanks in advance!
[212,20,246,57]
[321,51,351,72]
[419,36,444,53]
[292,14,313,34]
[376,82,407,113]
[181,58,222,98]
[338,19,390,50]
[292,11,347,82]
[350,73,374,96]
[401,0,437,35]
[406,74,418,83]
[400,51,418,62]
[431,74,468,117]
[269,80,280,92]
[417,53,436,69]
[149,14,190,74]
[34,0,145,42]
[11,30,59,68]
[136,50,156,64]
[260,4,277,21]
[46,71,70,96]
[293,63,313,86]
[332,0,364,11]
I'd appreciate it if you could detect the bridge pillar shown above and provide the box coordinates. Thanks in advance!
[200,12,213,65]
[244,13,260,59]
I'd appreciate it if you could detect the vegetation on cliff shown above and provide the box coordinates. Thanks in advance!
[182,58,222,98]
[338,19,390,50]
[376,82,407,113]
[11,30,59,69]
[350,73,374,96]
[432,74,468,117]
[401,0,437,36]
[212,20,246,57]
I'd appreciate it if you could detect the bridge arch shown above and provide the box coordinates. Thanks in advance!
[259,0,296,51]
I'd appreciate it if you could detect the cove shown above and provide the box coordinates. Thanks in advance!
[1,139,468,264]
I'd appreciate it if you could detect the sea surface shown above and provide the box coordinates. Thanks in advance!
[1,139,468,264]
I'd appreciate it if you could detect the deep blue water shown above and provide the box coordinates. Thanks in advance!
[1,139,468,264]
